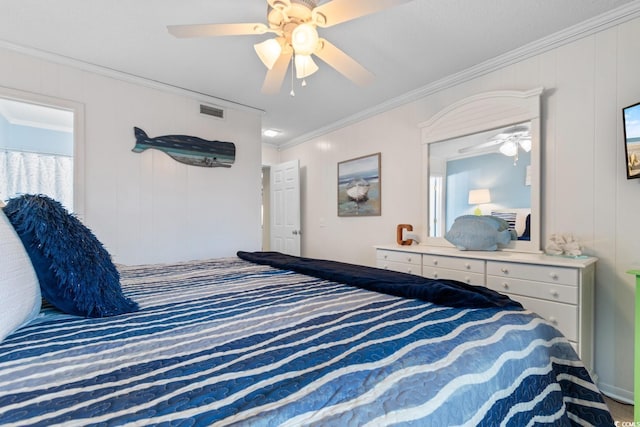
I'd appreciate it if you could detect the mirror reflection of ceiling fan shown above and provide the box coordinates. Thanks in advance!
[167,0,412,94]
[458,123,532,157]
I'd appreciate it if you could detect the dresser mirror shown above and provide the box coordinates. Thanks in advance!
[419,88,543,253]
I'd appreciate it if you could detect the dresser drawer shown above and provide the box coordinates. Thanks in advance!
[505,294,577,342]
[377,260,421,275]
[423,255,485,275]
[376,249,421,266]
[487,276,578,304]
[423,268,485,286]
[486,261,578,286]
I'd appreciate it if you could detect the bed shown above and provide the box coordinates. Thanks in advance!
[0,196,614,426]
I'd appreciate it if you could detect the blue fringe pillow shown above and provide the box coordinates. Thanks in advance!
[4,194,138,317]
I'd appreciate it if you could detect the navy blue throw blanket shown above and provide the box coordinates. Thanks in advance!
[237,251,522,310]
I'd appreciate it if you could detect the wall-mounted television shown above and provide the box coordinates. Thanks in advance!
[623,101,640,179]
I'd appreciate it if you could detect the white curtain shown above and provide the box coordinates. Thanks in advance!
[0,150,73,210]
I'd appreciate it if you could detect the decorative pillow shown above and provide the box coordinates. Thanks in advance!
[445,215,515,251]
[0,207,41,342]
[3,194,138,317]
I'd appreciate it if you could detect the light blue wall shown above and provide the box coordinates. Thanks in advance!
[445,151,531,230]
[0,114,73,156]
[0,115,6,146]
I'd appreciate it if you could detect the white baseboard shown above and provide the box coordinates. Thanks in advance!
[598,381,634,405]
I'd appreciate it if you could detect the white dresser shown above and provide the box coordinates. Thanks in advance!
[375,244,597,372]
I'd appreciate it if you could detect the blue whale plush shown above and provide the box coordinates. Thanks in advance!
[445,215,516,251]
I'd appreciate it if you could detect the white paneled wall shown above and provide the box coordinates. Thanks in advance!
[279,16,640,402]
[0,46,263,265]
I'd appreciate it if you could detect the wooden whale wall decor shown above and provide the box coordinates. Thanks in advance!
[132,127,236,168]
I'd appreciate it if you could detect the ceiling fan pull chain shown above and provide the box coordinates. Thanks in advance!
[301,58,307,87]
[303,54,308,87]
[290,55,295,97]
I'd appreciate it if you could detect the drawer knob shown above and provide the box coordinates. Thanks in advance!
[502,282,509,289]
[407,268,413,274]
[465,263,471,270]
[550,273,559,280]
[434,273,438,279]
[384,264,389,269]
[549,316,558,325]
[384,254,388,259]
[433,260,438,265]
[550,290,559,298]
[465,276,471,284]
[501,267,509,274]
[407,257,412,262]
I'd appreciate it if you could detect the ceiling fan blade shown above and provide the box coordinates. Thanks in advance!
[262,50,293,94]
[458,139,503,154]
[489,124,531,140]
[314,39,374,86]
[167,23,269,38]
[313,0,413,28]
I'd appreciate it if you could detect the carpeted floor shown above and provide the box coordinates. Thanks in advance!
[604,396,633,423]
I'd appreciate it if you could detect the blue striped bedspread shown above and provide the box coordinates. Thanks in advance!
[0,257,613,426]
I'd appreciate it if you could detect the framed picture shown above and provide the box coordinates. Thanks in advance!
[623,101,640,179]
[337,152,381,216]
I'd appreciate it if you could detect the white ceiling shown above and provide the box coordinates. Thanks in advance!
[0,0,638,147]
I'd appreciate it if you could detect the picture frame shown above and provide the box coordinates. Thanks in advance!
[337,152,381,216]
[623,101,640,180]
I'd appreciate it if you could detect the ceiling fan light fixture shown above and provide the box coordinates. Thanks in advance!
[499,140,518,157]
[294,54,318,78]
[519,138,532,152]
[291,23,319,55]
[254,38,282,69]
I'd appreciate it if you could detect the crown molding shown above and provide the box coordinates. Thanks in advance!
[278,1,640,150]
[261,141,280,150]
[0,40,265,116]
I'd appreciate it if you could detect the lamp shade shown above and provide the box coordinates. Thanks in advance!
[519,138,532,152]
[254,38,282,70]
[291,23,319,56]
[294,54,319,78]
[499,140,518,157]
[468,189,491,205]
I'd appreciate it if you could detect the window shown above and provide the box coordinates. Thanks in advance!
[0,89,84,215]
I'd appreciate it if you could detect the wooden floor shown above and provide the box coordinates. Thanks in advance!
[604,396,634,423]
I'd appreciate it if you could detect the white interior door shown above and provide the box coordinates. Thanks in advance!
[270,159,300,256]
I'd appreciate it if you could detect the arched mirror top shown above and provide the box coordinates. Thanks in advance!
[419,88,543,253]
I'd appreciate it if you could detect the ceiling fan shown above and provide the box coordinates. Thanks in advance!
[167,0,412,94]
[458,124,532,156]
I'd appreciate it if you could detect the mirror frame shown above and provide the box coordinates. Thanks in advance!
[419,88,543,253]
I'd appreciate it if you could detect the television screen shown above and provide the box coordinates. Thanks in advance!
[623,101,640,179]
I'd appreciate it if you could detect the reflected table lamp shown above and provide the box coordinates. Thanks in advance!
[468,189,491,215]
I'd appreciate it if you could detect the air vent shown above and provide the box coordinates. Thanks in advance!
[200,104,224,119]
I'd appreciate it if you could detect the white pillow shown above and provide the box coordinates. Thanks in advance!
[0,208,41,342]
